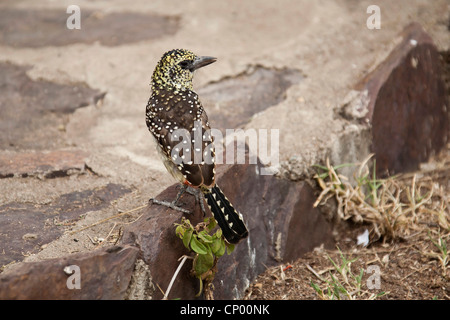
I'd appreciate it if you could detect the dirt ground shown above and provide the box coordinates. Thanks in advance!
[245,146,450,300]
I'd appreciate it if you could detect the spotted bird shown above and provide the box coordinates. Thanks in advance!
[145,49,248,244]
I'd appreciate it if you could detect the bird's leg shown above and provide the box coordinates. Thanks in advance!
[173,184,188,204]
[149,184,191,214]
[185,186,207,216]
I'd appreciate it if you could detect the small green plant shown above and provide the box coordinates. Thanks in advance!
[427,230,449,277]
[309,248,387,300]
[310,273,351,300]
[355,159,385,206]
[327,248,360,285]
[174,217,235,298]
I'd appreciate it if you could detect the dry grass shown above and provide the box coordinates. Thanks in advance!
[309,153,450,298]
[246,148,450,300]
[313,154,449,243]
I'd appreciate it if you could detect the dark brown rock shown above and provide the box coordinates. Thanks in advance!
[122,185,209,299]
[356,22,449,176]
[211,154,334,299]
[0,245,139,300]
[122,148,334,299]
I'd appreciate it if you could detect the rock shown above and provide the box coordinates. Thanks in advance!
[0,62,106,150]
[125,259,155,300]
[198,67,303,131]
[0,246,139,299]
[0,183,132,267]
[211,155,334,299]
[121,148,334,299]
[353,22,448,176]
[0,150,88,178]
[0,8,179,47]
[122,185,204,299]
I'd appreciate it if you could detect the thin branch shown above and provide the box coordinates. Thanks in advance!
[70,205,146,235]
[305,264,326,282]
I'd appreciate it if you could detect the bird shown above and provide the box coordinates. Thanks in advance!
[145,49,249,244]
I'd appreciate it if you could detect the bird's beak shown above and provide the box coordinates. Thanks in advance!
[190,56,217,71]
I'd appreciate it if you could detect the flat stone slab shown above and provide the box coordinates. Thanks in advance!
[0,62,105,150]
[0,245,139,300]
[0,8,179,47]
[0,183,131,267]
[0,150,88,178]
[199,67,303,131]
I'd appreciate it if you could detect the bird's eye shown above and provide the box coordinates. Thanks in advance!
[178,60,191,69]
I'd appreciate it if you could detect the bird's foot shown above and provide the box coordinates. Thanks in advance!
[149,198,191,214]
[185,186,207,217]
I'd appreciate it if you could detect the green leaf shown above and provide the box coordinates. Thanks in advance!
[214,228,222,238]
[182,228,193,249]
[211,238,226,257]
[210,237,221,253]
[197,231,213,243]
[206,217,217,231]
[190,235,209,255]
[194,251,214,277]
[226,243,235,255]
[310,281,323,295]
[175,225,184,239]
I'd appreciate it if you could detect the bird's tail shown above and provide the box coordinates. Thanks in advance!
[203,185,248,244]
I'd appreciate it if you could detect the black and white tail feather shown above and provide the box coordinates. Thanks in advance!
[204,185,248,244]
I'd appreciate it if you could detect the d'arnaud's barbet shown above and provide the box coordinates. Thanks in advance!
[145,49,248,244]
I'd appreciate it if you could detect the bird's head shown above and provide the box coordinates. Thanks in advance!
[151,49,216,93]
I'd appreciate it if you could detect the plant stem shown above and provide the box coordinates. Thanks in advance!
[163,255,191,300]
